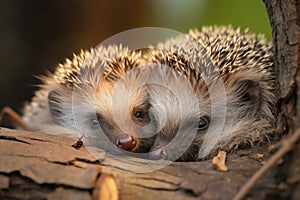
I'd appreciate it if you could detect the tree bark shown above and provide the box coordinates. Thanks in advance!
[264,0,300,199]
[0,128,278,200]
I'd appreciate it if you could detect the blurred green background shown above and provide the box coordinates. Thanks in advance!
[0,0,271,114]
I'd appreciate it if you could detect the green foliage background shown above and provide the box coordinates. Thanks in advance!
[150,0,271,39]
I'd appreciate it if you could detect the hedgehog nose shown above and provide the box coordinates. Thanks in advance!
[116,134,137,151]
[149,146,167,160]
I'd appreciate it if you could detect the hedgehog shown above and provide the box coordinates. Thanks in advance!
[20,26,275,161]
[146,26,275,161]
[21,45,157,154]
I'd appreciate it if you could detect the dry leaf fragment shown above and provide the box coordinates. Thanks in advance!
[256,153,264,159]
[92,174,119,200]
[212,151,228,172]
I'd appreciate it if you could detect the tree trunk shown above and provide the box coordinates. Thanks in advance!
[264,0,300,199]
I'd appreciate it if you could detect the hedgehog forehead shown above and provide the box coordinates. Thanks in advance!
[149,87,209,120]
[93,75,153,136]
[93,68,149,119]
[112,83,148,112]
[148,69,208,124]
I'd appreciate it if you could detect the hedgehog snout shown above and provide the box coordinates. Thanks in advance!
[116,134,137,151]
[149,145,167,160]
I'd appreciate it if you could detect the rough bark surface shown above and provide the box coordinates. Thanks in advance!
[264,0,300,199]
[0,128,279,200]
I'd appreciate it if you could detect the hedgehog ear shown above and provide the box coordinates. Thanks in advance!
[235,79,260,107]
[48,90,64,123]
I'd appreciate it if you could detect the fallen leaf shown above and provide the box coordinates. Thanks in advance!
[212,151,228,172]
[256,153,264,159]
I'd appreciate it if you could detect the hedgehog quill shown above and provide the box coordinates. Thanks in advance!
[18,26,275,161]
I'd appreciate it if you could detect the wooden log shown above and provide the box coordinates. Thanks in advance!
[0,128,116,200]
[0,128,280,199]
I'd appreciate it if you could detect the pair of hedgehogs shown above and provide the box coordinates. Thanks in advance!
[21,26,275,161]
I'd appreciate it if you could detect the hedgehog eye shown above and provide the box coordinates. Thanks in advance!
[91,117,100,128]
[197,116,210,131]
[91,113,105,128]
[134,110,144,119]
[132,105,150,126]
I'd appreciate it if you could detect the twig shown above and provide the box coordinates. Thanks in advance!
[0,106,30,130]
[233,128,300,200]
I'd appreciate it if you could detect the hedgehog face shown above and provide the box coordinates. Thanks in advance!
[92,74,156,153]
[143,47,275,161]
[145,66,212,161]
[46,50,156,155]
[146,67,273,161]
